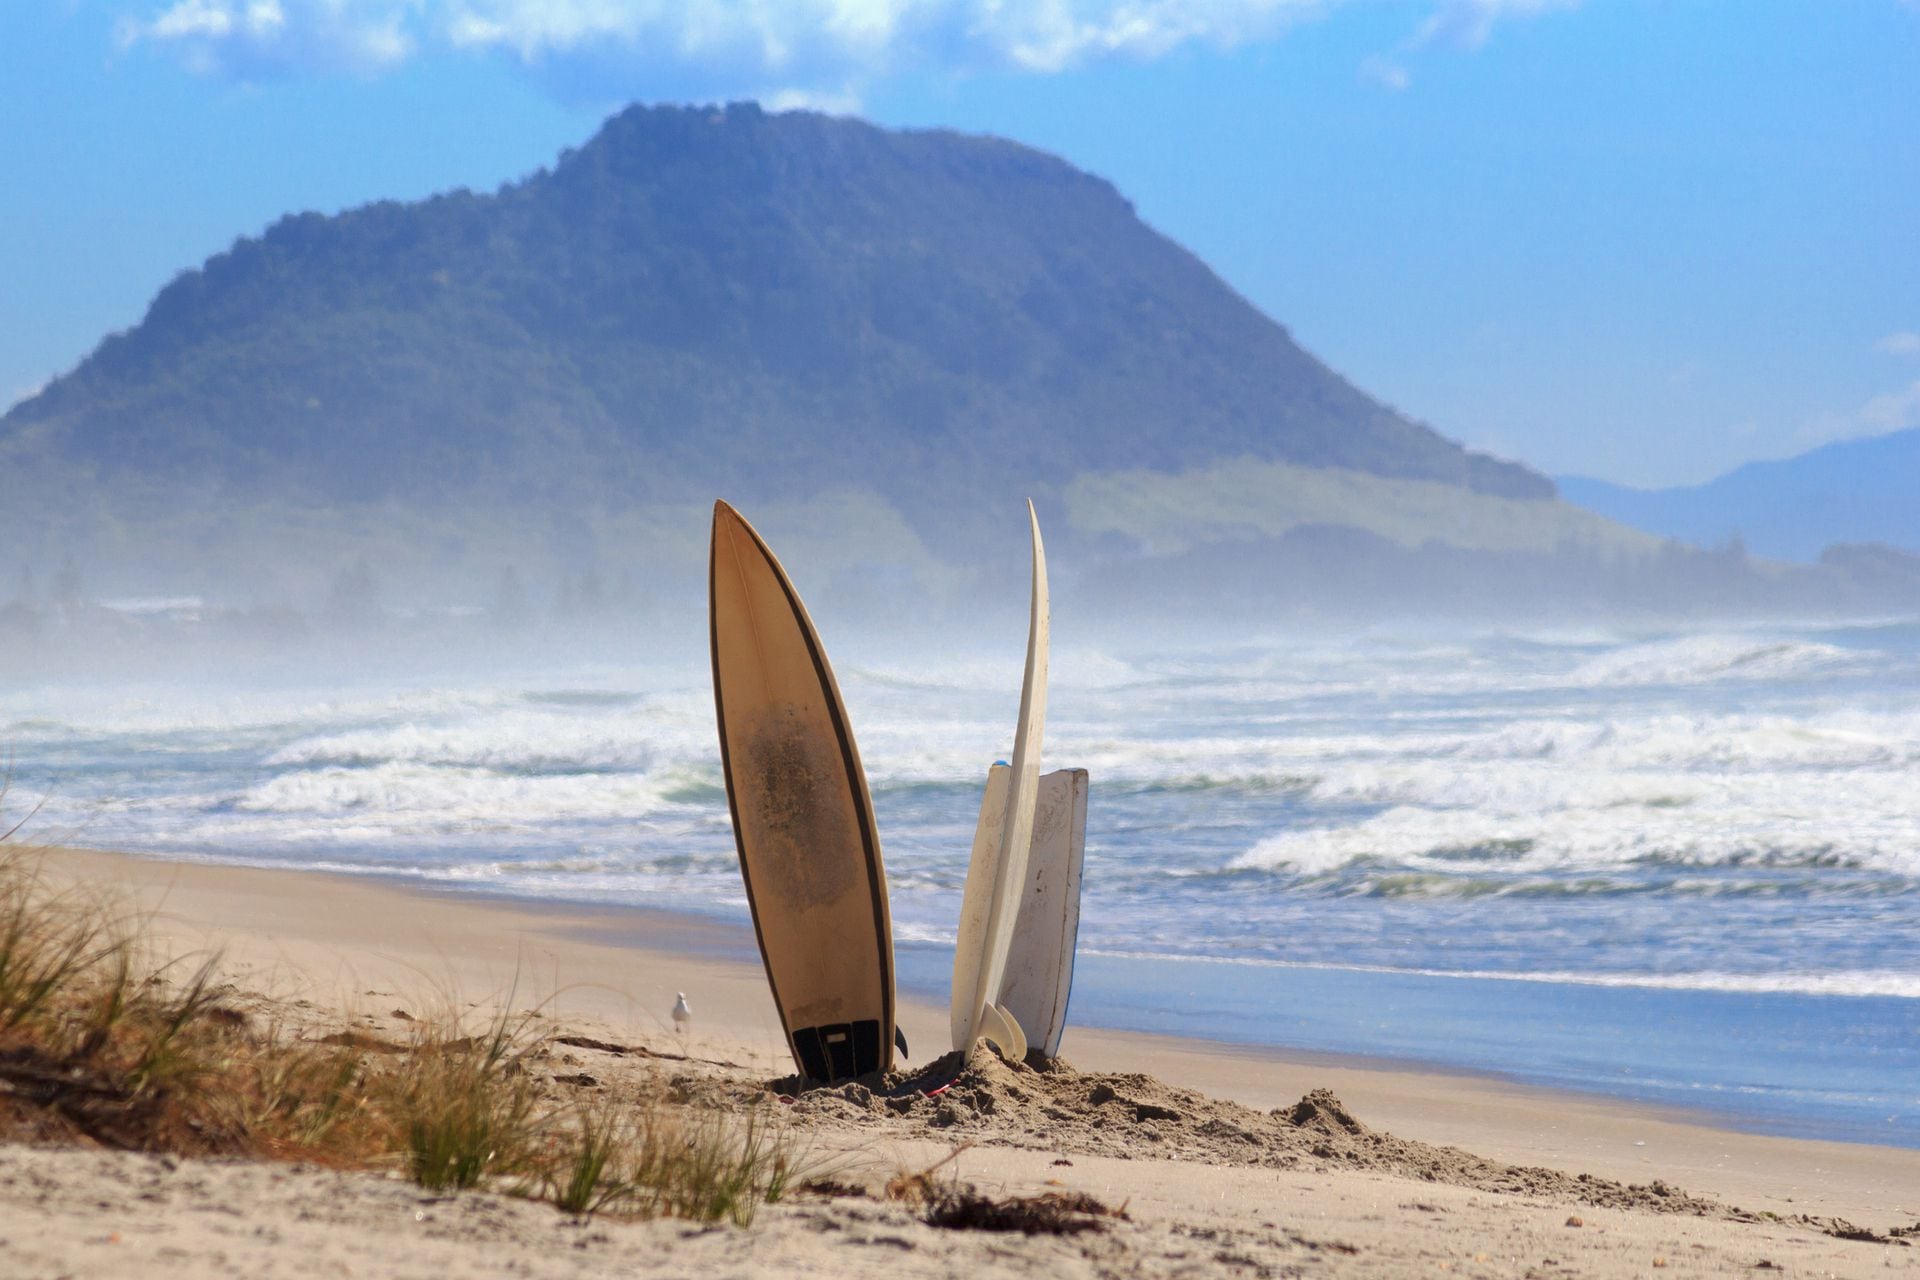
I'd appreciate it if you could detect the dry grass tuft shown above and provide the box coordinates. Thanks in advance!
[884,1141,973,1208]
[923,1188,1129,1235]
[0,843,802,1224]
[885,1141,1126,1236]
[0,848,253,1153]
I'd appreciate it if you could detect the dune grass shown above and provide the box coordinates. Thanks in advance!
[0,842,799,1223]
[533,1091,798,1225]
[393,1008,541,1192]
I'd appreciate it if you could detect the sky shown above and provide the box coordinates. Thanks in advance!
[1,0,1916,488]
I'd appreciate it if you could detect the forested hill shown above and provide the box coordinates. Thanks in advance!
[2,102,1546,543]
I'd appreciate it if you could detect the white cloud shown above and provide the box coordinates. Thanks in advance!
[1359,53,1410,91]
[1859,379,1920,433]
[121,0,1330,85]
[1795,378,1920,450]
[1876,331,1920,357]
[762,84,865,116]
[149,0,235,39]
[119,0,1571,98]
[1408,0,1577,52]
[1364,0,1579,90]
[123,0,415,74]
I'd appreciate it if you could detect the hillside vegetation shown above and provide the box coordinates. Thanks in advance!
[0,102,1559,606]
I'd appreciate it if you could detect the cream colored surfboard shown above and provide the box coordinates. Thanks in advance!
[998,766,1087,1060]
[958,765,1087,1060]
[709,500,896,1082]
[951,502,1049,1061]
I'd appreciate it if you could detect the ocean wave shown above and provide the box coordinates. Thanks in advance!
[1072,629,1905,703]
[1564,635,1878,689]
[1285,871,1913,901]
[1231,801,1920,883]
[848,647,1149,694]
[890,919,960,946]
[1095,771,1320,797]
[1074,950,1920,999]
[6,684,522,740]
[264,697,719,773]
[519,689,646,709]
[234,762,688,823]
[992,711,1920,803]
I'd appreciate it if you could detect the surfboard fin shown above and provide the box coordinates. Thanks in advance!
[979,1001,1028,1063]
[895,1026,910,1059]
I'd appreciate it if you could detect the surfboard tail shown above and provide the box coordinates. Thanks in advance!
[978,1001,1028,1063]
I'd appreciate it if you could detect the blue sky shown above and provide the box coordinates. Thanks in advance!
[2,1,1916,487]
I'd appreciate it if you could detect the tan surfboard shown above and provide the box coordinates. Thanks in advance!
[709,500,895,1081]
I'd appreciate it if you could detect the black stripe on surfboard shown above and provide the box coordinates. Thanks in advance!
[708,502,895,1073]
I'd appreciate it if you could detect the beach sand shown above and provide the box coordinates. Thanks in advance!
[5,846,1917,1278]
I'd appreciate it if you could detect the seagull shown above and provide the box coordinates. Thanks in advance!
[671,992,691,1043]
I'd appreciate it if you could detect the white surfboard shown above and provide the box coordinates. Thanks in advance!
[950,502,1049,1062]
[963,764,1087,1060]
[998,766,1086,1060]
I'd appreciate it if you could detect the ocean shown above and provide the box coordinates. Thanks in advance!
[6,620,1918,1147]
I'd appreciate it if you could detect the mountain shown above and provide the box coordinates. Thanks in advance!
[0,101,1593,610]
[9,103,1549,508]
[1560,427,1920,563]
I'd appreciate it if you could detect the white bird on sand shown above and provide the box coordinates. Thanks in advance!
[672,992,691,1042]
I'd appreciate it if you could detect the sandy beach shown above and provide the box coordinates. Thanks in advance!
[5,844,1917,1279]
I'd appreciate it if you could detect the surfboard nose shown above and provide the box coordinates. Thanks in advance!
[712,500,752,568]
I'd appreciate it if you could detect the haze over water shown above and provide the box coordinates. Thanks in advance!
[8,620,1918,1145]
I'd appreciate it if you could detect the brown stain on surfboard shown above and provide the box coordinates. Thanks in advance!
[735,706,857,910]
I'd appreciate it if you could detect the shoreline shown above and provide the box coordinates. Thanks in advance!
[30,843,1920,1228]
[59,841,1920,1152]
